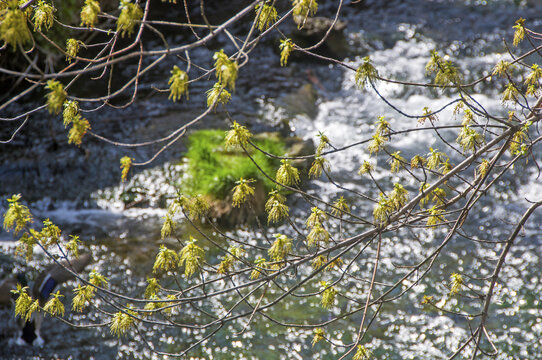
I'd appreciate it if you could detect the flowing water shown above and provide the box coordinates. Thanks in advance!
[1,1,542,359]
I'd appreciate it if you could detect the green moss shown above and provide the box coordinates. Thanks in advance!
[182,129,285,199]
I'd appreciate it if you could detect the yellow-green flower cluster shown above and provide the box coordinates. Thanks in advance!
[419,106,438,125]
[389,151,406,173]
[33,218,61,248]
[89,269,108,288]
[144,278,159,299]
[292,0,318,28]
[179,236,205,278]
[120,156,133,182]
[32,0,54,32]
[373,192,391,226]
[456,125,484,152]
[168,65,189,102]
[231,178,255,207]
[279,38,294,67]
[478,159,490,178]
[3,194,32,234]
[213,49,238,91]
[331,196,349,218]
[319,281,336,309]
[80,0,100,28]
[276,159,300,186]
[266,190,289,224]
[410,154,426,169]
[110,307,138,336]
[66,235,80,258]
[66,38,82,63]
[509,122,529,156]
[160,213,175,240]
[426,205,445,227]
[388,183,409,211]
[43,291,64,317]
[308,156,329,178]
[217,246,245,274]
[315,131,330,155]
[525,64,542,87]
[492,60,514,77]
[153,245,179,273]
[367,116,389,154]
[358,160,374,175]
[426,147,448,171]
[312,328,325,347]
[45,80,67,114]
[250,257,269,279]
[513,17,525,47]
[62,100,78,126]
[353,345,373,360]
[268,233,292,262]
[117,0,142,38]
[72,284,95,312]
[12,285,39,322]
[255,2,277,31]
[306,207,329,247]
[426,51,460,87]
[67,115,91,146]
[355,56,378,89]
[206,83,231,109]
[449,272,463,296]
[501,83,518,105]
[177,194,210,221]
[62,100,91,146]
[0,1,31,49]
[224,121,252,149]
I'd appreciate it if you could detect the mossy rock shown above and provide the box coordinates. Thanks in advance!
[182,129,314,227]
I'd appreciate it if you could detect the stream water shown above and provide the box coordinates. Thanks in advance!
[1,0,542,359]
